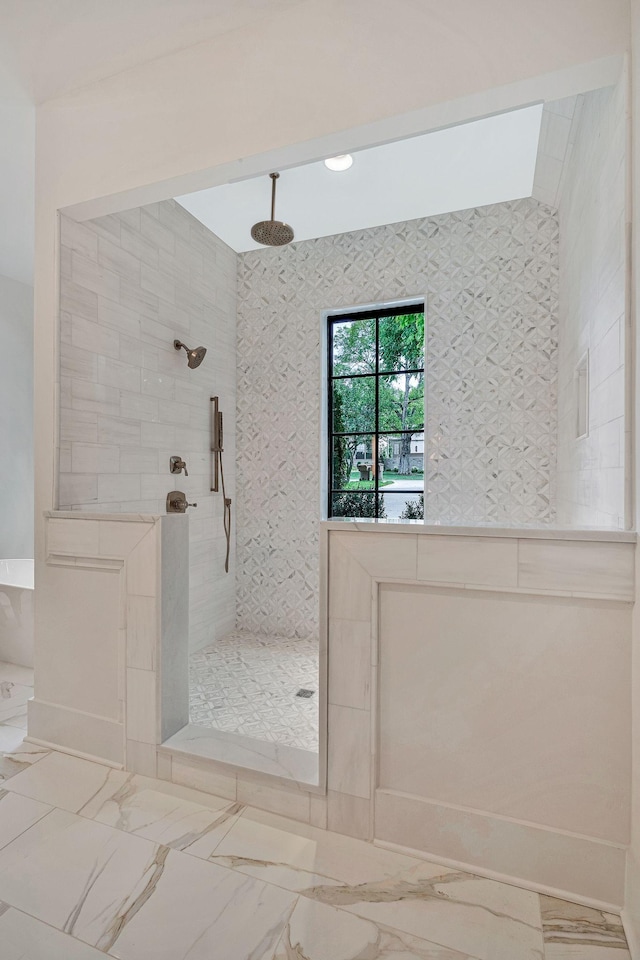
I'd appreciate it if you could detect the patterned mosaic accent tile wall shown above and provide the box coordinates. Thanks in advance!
[237,198,559,638]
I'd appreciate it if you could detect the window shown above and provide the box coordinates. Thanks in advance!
[328,303,425,520]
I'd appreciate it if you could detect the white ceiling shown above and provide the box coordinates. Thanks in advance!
[0,0,300,284]
[0,0,300,103]
[176,105,544,253]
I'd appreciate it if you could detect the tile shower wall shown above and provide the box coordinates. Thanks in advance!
[556,81,628,528]
[58,201,237,652]
[237,198,559,638]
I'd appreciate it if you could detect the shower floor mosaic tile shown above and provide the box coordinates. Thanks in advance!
[0,743,632,960]
[189,632,319,752]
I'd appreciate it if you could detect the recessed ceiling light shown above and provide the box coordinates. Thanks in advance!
[324,154,353,172]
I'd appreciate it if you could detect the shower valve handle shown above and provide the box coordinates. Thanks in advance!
[166,491,198,514]
[170,455,189,476]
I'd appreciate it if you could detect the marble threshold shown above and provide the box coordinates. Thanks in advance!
[0,744,631,960]
[162,723,320,789]
[322,518,637,541]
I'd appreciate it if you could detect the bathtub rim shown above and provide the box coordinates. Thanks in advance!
[0,559,35,591]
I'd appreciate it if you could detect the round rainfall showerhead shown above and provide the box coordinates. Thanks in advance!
[250,173,294,247]
[174,339,207,369]
[251,219,295,247]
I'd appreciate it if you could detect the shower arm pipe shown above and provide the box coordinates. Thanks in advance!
[270,172,278,220]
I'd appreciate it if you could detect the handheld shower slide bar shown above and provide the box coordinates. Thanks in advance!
[211,396,232,574]
[210,396,223,492]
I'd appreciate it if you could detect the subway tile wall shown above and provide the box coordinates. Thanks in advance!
[556,80,628,528]
[58,200,237,652]
[532,96,579,209]
[236,198,559,638]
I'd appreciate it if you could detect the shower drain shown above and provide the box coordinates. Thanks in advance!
[296,689,315,699]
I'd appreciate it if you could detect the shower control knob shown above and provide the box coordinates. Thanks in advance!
[166,491,198,514]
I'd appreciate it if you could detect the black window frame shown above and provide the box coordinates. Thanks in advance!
[327,302,425,519]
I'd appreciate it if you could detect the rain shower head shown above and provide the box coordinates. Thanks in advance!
[250,173,294,247]
[174,339,207,369]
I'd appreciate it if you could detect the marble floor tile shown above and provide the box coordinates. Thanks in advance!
[0,660,34,731]
[0,680,32,724]
[189,631,319,751]
[109,844,296,960]
[0,660,35,686]
[0,807,296,958]
[209,806,424,891]
[540,895,631,959]
[3,749,130,811]
[0,808,167,948]
[86,773,243,853]
[274,896,475,959]
[0,724,28,752]
[543,947,631,960]
[3,711,29,730]
[329,869,544,960]
[0,740,50,782]
[4,751,247,856]
[80,769,238,817]
[0,748,630,960]
[0,789,52,849]
[210,808,544,960]
[0,907,107,959]
[6,752,129,813]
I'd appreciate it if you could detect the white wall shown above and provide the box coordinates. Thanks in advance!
[58,201,237,652]
[379,584,630,845]
[0,275,33,559]
[626,5,640,956]
[556,80,629,528]
[0,83,34,286]
[236,198,559,638]
[630,561,640,957]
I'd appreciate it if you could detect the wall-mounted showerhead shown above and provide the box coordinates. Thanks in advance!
[251,173,295,247]
[174,339,207,369]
